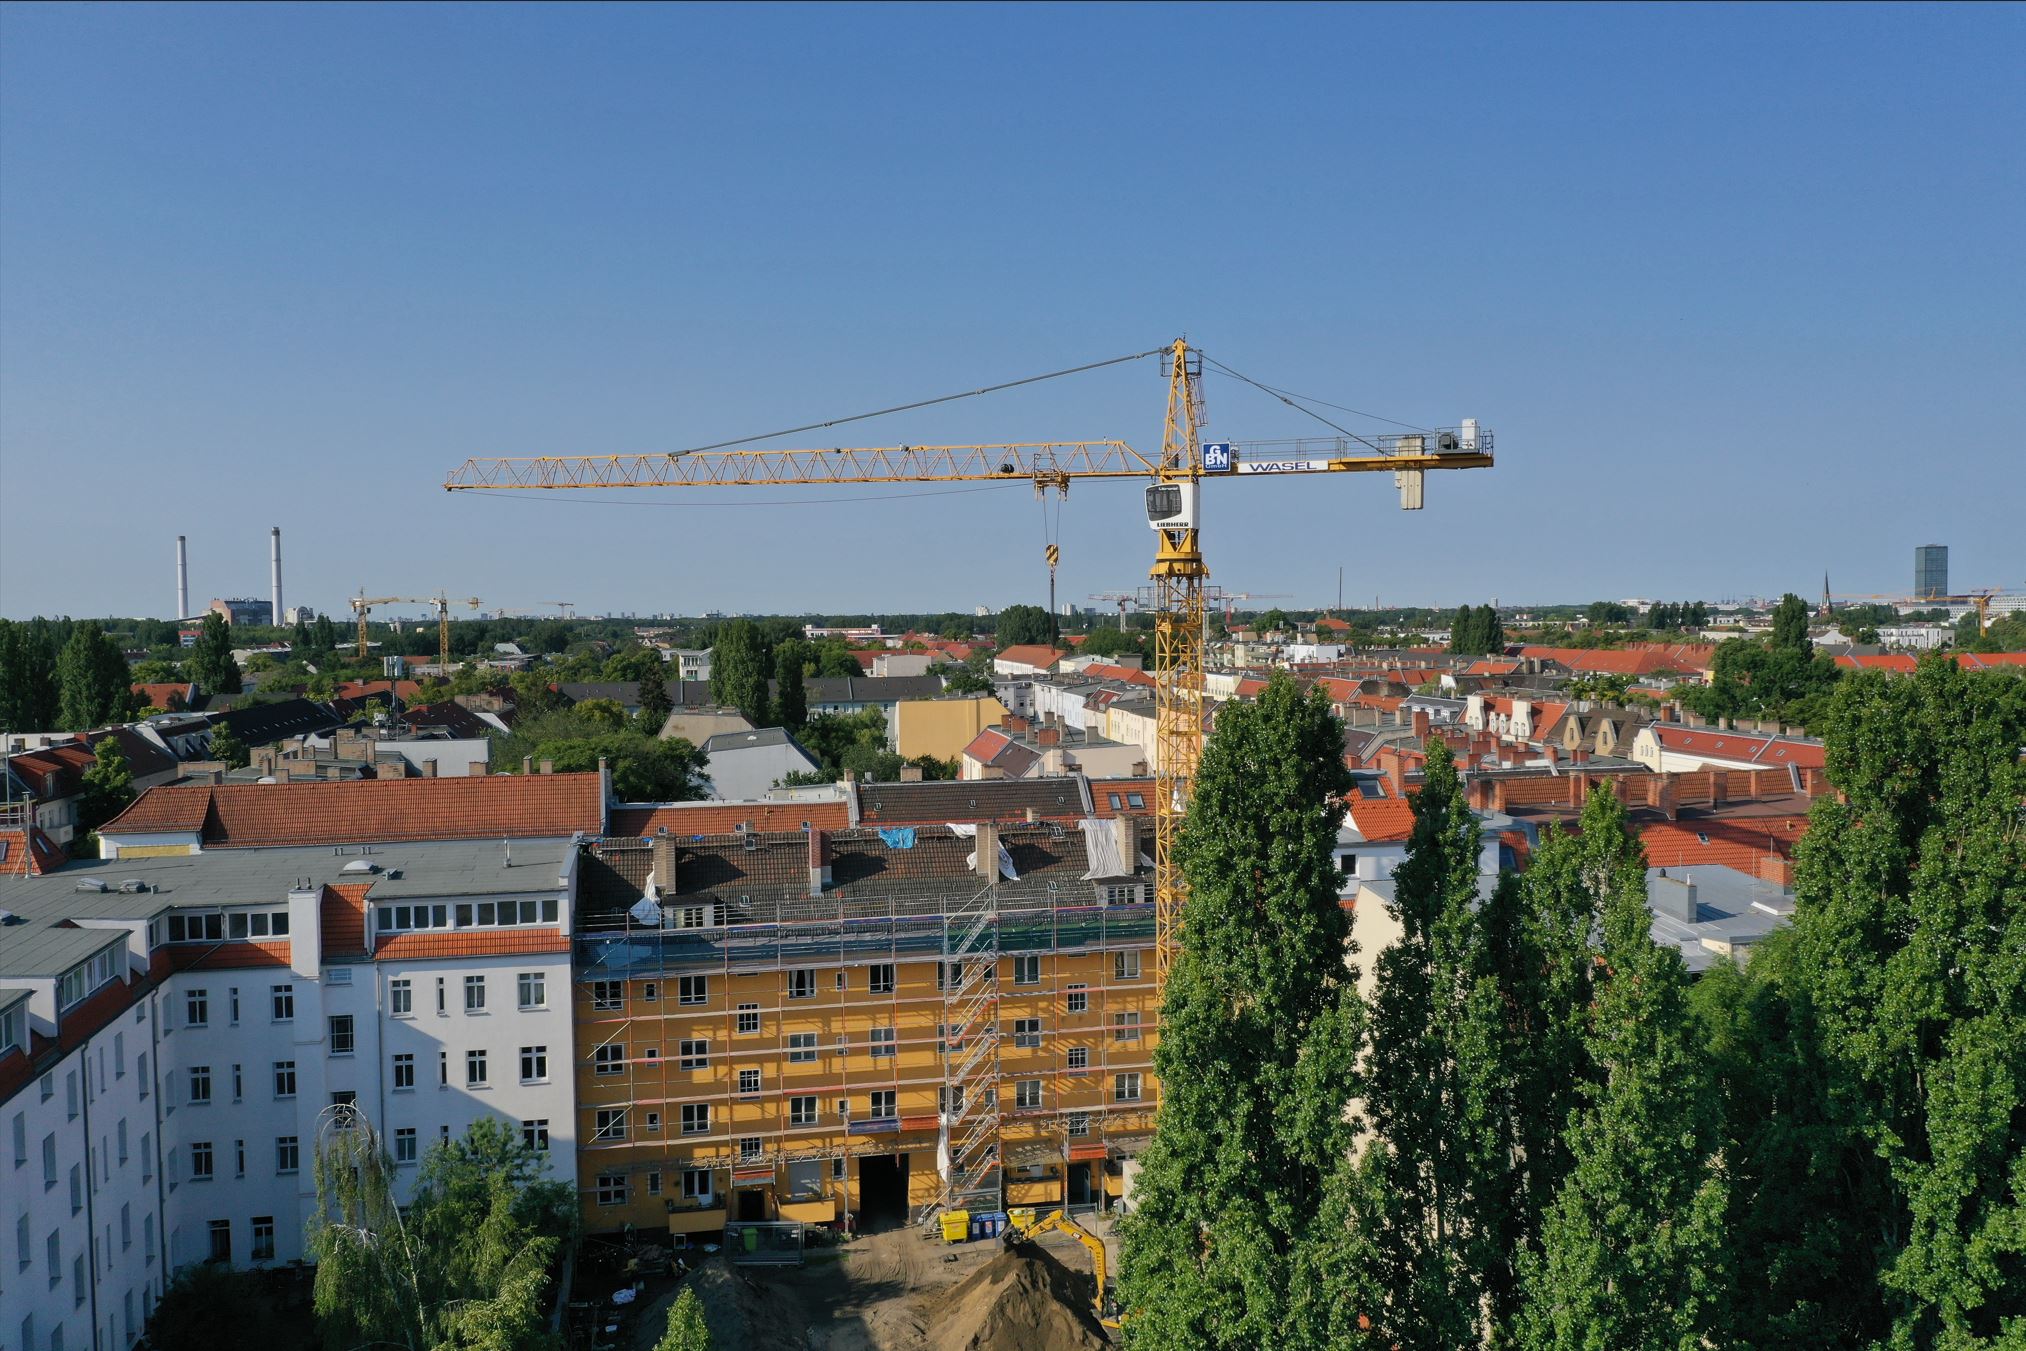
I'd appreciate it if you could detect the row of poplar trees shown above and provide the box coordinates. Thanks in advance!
[1117,662,2024,1350]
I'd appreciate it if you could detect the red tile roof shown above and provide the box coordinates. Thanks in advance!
[102,774,604,847]
[1233,678,1270,700]
[336,678,423,701]
[1088,778,1156,817]
[609,801,851,837]
[131,682,195,710]
[1647,726,1826,769]
[1464,660,1519,677]
[1519,645,1712,676]
[320,883,370,960]
[8,742,95,799]
[373,930,571,961]
[1834,654,1919,674]
[1639,815,1810,872]
[169,940,291,971]
[996,645,1066,670]
[1081,663,1155,687]
[1348,793,1416,843]
[0,825,67,876]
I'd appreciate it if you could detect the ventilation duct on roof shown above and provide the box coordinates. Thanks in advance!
[340,859,379,874]
[118,880,149,894]
[75,879,109,893]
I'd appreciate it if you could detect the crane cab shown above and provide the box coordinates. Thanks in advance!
[1145,480,1199,533]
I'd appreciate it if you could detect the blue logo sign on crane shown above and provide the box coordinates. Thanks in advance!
[1201,442,1234,473]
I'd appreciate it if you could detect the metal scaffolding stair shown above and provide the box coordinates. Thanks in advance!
[917,881,1002,1226]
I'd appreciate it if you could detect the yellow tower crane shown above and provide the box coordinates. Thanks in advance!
[348,592,481,669]
[442,339,1494,986]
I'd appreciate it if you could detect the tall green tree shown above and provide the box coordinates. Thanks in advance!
[1760,659,2026,1348]
[209,720,251,770]
[1347,740,1487,1350]
[1118,676,1358,1350]
[1519,790,1729,1351]
[309,1114,574,1351]
[995,603,1055,648]
[187,611,243,695]
[635,668,673,737]
[774,639,809,731]
[76,736,136,836]
[0,619,62,730]
[56,620,134,730]
[708,620,772,727]
[654,1289,714,1351]
[1772,591,1813,653]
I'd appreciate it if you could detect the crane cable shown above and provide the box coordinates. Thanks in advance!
[667,346,1171,457]
[1198,353,1429,452]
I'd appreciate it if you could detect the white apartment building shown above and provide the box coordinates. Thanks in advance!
[1,837,583,1351]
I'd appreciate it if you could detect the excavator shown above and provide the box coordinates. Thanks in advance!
[1003,1208,1123,1331]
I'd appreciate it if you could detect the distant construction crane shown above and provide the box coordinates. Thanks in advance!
[1217,591,1293,626]
[1832,589,2016,636]
[444,340,1493,1222]
[349,592,480,668]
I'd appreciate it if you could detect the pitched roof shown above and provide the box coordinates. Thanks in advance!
[396,702,495,739]
[335,679,422,702]
[1080,663,1155,687]
[0,824,66,876]
[959,728,1040,777]
[1518,645,1710,676]
[373,930,572,961]
[320,882,370,961]
[853,776,1090,824]
[996,645,1066,670]
[1087,778,1156,817]
[86,726,180,782]
[1347,793,1416,843]
[131,682,195,710]
[215,698,345,747]
[1639,815,1810,872]
[5,742,95,799]
[1646,725,1826,769]
[101,774,604,846]
[608,800,852,837]
[796,675,948,703]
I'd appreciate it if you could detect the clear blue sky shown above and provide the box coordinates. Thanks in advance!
[3,2,2021,621]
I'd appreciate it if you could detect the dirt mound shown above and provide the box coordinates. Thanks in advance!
[924,1243,1113,1351]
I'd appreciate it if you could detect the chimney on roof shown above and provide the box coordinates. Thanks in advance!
[1653,874,1698,923]
[522,755,534,775]
[842,768,857,785]
[468,760,487,777]
[1411,708,1430,741]
[974,821,1000,883]
[1037,726,1060,747]
[652,827,678,900]
[539,759,554,775]
[807,829,831,897]
[1571,746,1590,765]
[1024,806,1039,824]
[899,764,924,782]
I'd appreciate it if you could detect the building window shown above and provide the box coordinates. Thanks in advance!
[1067,1113,1091,1137]
[594,1109,628,1141]
[594,1044,625,1076]
[188,1066,211,1104]
[682,1169,712,1200]
[522,1120,549,1152]
[234,1140,244,1176]
[1114,1073,1142,1102]
[392,1054,415,1090]
[940,1085,965,1115]
[466,1050,488,1086]
[787,969,817,1000]
[680,1104,710,1136]
[738,1068,762,1095]
[394,1128,417,1164]
[520,1046,548,1083]
[644,1111,661,1134]
[273,1062,296,1099]
[439,1051,448,1085]
[231,1064,242,1100]
[1015,1080,1042,1110]
[869,1027,896,1059]
[1014,1018,1042,1049]
[642,982,658,1002]
[678,975,707,1006]
[1068,1045,1089,1070]
[1065,983,1088,1014]
[190,1143,213,1181]
[518,973,546,1009]
[790,1096,818,1126]
[1114,951,1142,981]
[738,1137,763,1161]
[1113,1011,1141,1043]
[868,964,895,994]
[869,1090,896,1120]
[646,1171,662,1196]
[436,978,447,1013]
[787,1033,817,1063]
[595,1174,627,1206]
[69,1163,83,1211]
[329,1015,355,1056]
[276,1137,299,1173]
[206,1221,231,1264]
[186,989,208,1028]
[678,1039,708,1070]
[41,1134,55,1187]
[1012,955,1040,985]
[736,1003,760,1035]
[250,1217,274,1262]
[271,985,294,1021]
[591,981,623,1011]
[390,979,412,1016]
[464,976,486,1012]
[1339,853,1357,877]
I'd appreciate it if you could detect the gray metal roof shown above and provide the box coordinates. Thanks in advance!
[0,922,127,981]
[1646,864,1794,973]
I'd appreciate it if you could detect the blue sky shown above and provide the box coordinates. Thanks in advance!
[3,2,2021,620]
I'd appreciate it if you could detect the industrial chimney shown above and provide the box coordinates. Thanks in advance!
[269,527,283,626]
[175,536,189,619]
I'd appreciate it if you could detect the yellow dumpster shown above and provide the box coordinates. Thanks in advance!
[1008,1207,1036,1231]
[940,1210,972,1243]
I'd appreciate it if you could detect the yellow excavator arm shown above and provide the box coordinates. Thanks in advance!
[1006,1209,1122,1330]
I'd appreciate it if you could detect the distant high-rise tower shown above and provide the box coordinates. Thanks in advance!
[176,535,189,619]
[270,526,284,625]
[1915,544,1948,600]
[1821,571,1832,617]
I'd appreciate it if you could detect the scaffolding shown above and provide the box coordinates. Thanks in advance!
[924,881,1001,1223]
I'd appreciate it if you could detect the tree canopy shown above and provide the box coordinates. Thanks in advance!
[708,620,772,727]
[994,604,1055,649]
[56,620,135,730]
[187,611,243,695]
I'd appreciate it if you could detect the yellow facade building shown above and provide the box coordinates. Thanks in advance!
[573,818,1159,1238]
[890,694,1009,765]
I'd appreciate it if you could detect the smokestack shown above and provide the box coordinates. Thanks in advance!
[269,527,283,626]
[176,536,189,619]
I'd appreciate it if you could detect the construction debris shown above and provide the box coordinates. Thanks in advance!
[922,1243,1114,1351]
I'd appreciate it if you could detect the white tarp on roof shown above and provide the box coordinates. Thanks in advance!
[1081,816,1130,880]
[628,896,662,926]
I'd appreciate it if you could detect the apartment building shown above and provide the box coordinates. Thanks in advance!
[572,817,1160,1239]
[2,773,603,1351]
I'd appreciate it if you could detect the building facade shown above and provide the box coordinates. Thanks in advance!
[1914,543,1949,600]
